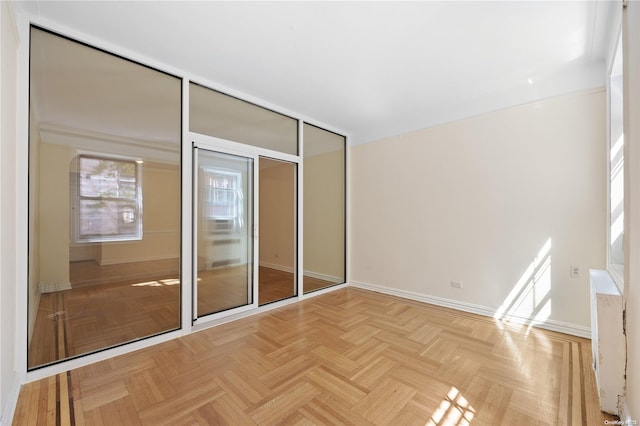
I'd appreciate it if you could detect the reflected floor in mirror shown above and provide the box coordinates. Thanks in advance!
[30,261,341,367]
[198,265,339,311]
[29,259,181,368]
[259,267,341,305]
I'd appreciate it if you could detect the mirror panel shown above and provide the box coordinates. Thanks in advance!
[28,27,182,369]
[189,82,298,155]
[303,124,346,293]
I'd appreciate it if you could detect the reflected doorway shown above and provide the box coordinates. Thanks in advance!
[259,157,297,305]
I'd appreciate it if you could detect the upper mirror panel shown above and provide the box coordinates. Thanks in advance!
[189,82,298,155]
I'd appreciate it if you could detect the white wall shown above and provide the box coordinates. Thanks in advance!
[0,1,20,423]
[350,89,606,335]
[623,1,640,421]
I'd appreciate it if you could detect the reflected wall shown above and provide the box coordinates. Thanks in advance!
[259,158,297,304]
[303,124,346,293]
[28,28,182,369]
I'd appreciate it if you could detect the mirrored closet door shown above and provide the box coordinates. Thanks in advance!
[28,27,182,369]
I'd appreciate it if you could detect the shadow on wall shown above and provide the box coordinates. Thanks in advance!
[494,238,552,333]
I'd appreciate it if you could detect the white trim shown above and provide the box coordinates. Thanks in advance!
[191,137,199,322]
[0,373,19,426]
[297,121,304,300]
[349,280,592,339]
[16,10,31,384]
[192,132,301,165]
[180,77,193,336]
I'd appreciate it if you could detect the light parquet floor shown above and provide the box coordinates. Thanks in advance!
[15,288,615,425]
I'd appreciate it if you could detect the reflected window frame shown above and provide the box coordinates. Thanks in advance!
[73,154,143,243]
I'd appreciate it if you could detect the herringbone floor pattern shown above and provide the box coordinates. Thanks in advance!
[14,288,613,425]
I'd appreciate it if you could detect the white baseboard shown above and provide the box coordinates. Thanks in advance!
[303,270,344,284]
[349,280,591,339]
[0,372,20,426]
[39,282,72,293]
[259,261,294,274]
[259,264,344,283]
[98,255,178,266]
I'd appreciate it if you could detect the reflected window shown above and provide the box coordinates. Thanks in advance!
[203,168,244,233]
[76,155,142,242]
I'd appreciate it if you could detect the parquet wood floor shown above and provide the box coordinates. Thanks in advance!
[16,288,615,425]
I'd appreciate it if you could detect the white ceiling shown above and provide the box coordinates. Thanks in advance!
[18,1,619,146]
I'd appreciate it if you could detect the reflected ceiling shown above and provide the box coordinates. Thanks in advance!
[20,1,618,145]
[30,28,181,146]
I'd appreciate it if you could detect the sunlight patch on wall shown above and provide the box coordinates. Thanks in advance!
[610,133,624,246]
[494,238,552,330]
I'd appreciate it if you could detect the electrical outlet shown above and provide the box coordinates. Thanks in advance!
[451,281,462,289]
[570,265,580,278]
